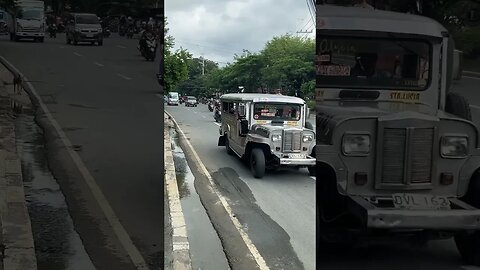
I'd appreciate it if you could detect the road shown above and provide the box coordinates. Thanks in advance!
[0,34,164,269]
[166,104,316,270]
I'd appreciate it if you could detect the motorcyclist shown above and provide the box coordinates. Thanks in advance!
[139,24,156,52]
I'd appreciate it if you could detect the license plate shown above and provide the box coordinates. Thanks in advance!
[392,193,451,210]
[289,154,305,159]
[86,33,93,37]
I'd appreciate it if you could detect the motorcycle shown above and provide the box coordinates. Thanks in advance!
[126,26,134,39]
[214,107,221,122]
[103,27,111,38]
[208,102,214,112]
[138,34,157,61]
[48,24,57,38]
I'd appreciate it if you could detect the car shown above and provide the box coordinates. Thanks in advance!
[315,5,480,265]
[167,92,179,106]
[217,93,315,178]
[185,96,198,107]
[65,13,103,46]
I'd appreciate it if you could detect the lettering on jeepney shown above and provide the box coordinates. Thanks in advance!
[390,92,420,102]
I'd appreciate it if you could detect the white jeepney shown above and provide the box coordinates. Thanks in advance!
[218,93,316,178]
[316,5,480,265]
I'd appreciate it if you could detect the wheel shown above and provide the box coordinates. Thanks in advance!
[14,35,19,42]
[73,38,78,45]
[445,92,472,120]
[66,35,71,44]
[455,172,480,266]
[39,37,44,43]
[250,148,266,178]
[98,40,103,46]
[225,137,234,155]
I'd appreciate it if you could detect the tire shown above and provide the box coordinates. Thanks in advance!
[66,35,71,44]
[250,148,266,178]
[98,40,103,46]
[445,92,472,121]
[73,38,78,45]
[308,148,316,176]
[455,172,480,266]
[39,37,44,43]
[225,137,234,155]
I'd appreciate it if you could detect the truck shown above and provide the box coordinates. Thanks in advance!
[316,5,480,265]
[7,0,45,42]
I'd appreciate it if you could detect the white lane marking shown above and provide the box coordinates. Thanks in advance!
[94,62,104,67]
[214,122,221,127]
[73,52,83,57]
[116,45,127,49]
[165,111,269,270]
[0,56,149,270]
[470,105,480,110]
[194,111,198,114]
[463,75,480,80]
[202,115,206,119]
[117,74,132,80]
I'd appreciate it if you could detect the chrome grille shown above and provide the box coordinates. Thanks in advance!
[381,127,434,185]
[283,130,302,152]
[23,27,40,32]
[382,128,406,184]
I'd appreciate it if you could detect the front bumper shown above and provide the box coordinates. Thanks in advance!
[279,155,316,166]
[75,32,102,41]
[16,32,44,37]
[349,195,480,230]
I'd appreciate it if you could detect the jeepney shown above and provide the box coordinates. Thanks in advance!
[316,5,480,265]
[217,93,316,178]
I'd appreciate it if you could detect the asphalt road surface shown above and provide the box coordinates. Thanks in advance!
[166,103,316,270]
[0,34,164,269]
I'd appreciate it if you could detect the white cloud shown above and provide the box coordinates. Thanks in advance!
[165,0,315,66]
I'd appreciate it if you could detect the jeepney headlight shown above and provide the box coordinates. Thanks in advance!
[342,134,370,155]
[441,136,468,158]
[303,134,314,142]
[272,134,282,142]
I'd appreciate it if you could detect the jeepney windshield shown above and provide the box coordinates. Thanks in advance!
[253,103,301,121]
[317,37,431,90]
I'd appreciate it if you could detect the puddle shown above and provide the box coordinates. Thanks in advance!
[15,114,96,270]
[169,127,230,270]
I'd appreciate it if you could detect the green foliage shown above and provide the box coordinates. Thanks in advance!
[202,35,315,99]
[163,18,191,93]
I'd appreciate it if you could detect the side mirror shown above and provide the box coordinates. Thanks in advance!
[238,104,246,117]
[306,107,311,119]
[453,49,463,80]
[239,119,249,136]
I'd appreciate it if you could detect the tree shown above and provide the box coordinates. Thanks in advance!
[163,18,191,93]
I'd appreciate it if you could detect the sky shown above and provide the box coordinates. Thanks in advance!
[165,0,315,67]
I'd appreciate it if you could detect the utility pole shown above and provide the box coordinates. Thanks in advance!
[200,55,205,76]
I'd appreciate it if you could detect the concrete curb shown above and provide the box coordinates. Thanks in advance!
[164,113,192,270]
[0,62,37,270]
[463,70,480,78]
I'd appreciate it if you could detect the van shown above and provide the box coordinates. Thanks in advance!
[167,92,179,106]
[65,13,103,46]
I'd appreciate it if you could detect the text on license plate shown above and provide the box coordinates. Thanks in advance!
[392,193,451,210]
[289,154,305,159]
